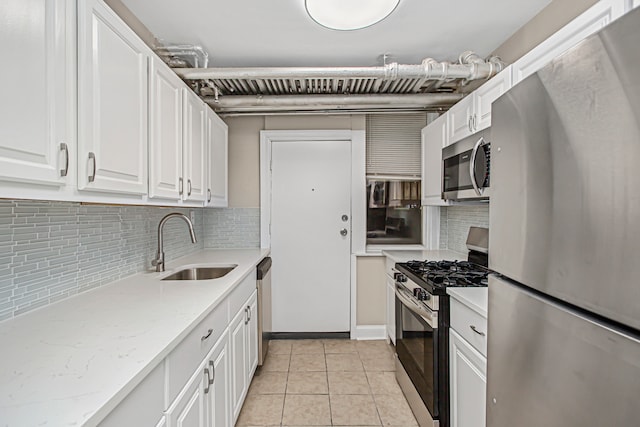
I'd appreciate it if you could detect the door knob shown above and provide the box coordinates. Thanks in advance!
[340,229,348,236]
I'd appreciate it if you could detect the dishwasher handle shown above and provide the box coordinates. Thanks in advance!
[257,257,272,280]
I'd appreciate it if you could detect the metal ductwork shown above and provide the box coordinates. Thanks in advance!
[204,93,464,114]
[168,50,504,114]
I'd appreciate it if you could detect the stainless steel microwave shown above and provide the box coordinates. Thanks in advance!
[442,129,491,201]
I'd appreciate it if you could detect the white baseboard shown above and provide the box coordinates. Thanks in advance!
[351,325,387,340]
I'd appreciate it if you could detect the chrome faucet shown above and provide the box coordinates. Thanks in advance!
[152,213,197,272]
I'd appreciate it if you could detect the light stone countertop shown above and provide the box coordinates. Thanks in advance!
[381,249,466,263]
[447,287,489,318]
[0,248,269,427]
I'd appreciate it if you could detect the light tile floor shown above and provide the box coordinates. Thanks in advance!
[236,339,418,426]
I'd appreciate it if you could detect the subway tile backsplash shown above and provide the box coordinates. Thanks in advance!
[0,200,205,321]
[439,204,490,254]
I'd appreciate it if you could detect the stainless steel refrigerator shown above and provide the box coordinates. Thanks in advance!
[488,7,640,427]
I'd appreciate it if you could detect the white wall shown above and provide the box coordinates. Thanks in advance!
[492,0,598,63]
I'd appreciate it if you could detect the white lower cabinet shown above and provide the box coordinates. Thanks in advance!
[230,290,258,423]
[167,329,231,427]
[386,275,396,344]
[449,329,487,427]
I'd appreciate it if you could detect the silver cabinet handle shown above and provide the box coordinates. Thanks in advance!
[468,116,473,132]
[207,188,212,203]
[208,360,215,386]
[340,228,348,237]
[247,305,252,322]
[473,114,477,131]
[187,179,192,196]
[204,368,211,394]
[179,177,184,196]
[470,325,486,336]
[244,307,249,325]
[469,136,486,196]
[201,328,213,341]
[88,152,96,183]
[59,143,69,177]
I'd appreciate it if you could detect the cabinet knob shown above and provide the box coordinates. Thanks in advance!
[201,328,213,341]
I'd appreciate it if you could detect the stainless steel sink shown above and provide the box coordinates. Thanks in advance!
[161,265,237,281]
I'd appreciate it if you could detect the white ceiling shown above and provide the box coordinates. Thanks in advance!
[120,0,552,67]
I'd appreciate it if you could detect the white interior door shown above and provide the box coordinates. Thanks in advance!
[270,140,351,332]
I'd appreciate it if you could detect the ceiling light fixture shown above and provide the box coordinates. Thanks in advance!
[305,0,400,31]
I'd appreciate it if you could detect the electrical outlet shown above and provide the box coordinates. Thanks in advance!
[189,210,195,223]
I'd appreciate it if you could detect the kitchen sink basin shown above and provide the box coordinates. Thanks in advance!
[161,265,237,281]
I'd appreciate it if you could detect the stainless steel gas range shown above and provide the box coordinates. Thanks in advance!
[393,227,489,427]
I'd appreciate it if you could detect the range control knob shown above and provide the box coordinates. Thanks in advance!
[414,288,431,301]
[394,273,407,283]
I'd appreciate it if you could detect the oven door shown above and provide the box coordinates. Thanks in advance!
[395,284,439,419]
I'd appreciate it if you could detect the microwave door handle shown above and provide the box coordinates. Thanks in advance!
[469,136,485,196]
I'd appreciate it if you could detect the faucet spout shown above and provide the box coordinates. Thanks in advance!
[153,212,198,272]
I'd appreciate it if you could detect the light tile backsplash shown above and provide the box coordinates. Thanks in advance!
[204,208,260,248]
[0,200,205,321]
[439,204,490,254]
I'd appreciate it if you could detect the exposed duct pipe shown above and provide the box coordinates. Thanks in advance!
[174,52,504,82]
[203,93,463,113]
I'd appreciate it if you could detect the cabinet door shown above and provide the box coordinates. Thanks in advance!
[205,334,230,427]
[167,365,207,427]
[512,0,626,85]
[447,95,473,143]
[78,0,148,194]
[421,114,450,206]
[149,57,183,200]
[0,0,73,186]
[229,307,248,423]
[450,329,487,427]
[246,291,259,377]
[183,90,207,202]
[473,66,512,132]
[632,0,640,9]
[206,111,229,207]
[386,276,396,344]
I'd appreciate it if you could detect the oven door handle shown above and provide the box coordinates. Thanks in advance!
[395,285,438,329]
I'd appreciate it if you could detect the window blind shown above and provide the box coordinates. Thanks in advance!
[365,113,428,178]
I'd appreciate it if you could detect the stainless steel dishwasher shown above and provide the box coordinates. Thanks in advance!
[256,257,272,366]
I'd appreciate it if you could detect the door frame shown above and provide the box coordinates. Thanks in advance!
[259,129,366,336]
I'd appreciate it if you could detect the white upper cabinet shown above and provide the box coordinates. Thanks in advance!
[206,110,229,207]
[421,114,450,206]
[446,95,475,144]
[77,0,149,194]
[474,66,512,132]
[183,90,207,202]
[512,0,626,85]
[632,0,640,9]
[0,0,74,186]
[149,57,184,200]
[447,66,512,144]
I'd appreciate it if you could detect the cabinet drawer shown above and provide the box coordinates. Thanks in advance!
[99,361,164,427]
[165,300,229,406]
[450,298,487,357]
[228,271,257,316]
